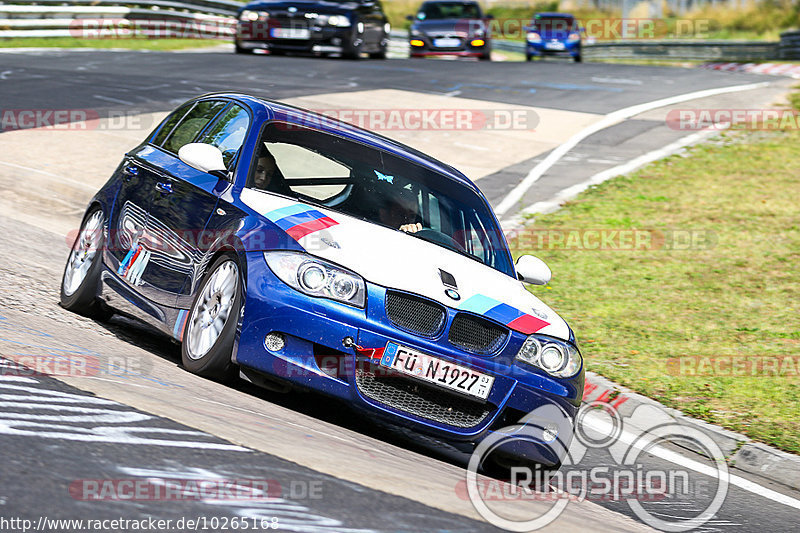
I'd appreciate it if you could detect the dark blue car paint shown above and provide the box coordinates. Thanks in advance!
[81,93,583,466]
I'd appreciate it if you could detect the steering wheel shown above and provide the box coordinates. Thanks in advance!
[414,229,466,252]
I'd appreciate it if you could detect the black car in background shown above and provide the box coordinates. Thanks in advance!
[235,0,390,59]
[408,1,491,60]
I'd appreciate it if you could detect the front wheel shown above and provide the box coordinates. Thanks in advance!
[181,255,242,381]
[60,208,111,320]
[573,54,582,63]
[369,43,388,59]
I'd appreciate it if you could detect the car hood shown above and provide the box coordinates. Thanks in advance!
[413,19,483,35]
[242,190,570,341]
[243,0,357,14]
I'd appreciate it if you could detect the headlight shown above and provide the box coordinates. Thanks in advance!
[240,10,267,21]
[516,336,582,378]
[264,251,365,307]
[527,32,541,43]
[327,15,351,27]
[384,22,391,33]
[568,32,580,42]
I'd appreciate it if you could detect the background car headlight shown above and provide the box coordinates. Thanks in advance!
[240,10,268,21]
[264,251,365,307]
[515,336,582,378]
[527,32,541,43]
[328,15,351,27]
[568,32,580,42]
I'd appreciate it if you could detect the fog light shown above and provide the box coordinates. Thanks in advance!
[410,39,424,47]
[471,39,485,47]
[265,332,285,352]
[542,423,559,443]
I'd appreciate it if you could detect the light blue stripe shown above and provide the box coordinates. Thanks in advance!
[458,294,500,315]
[264,203,312,222]
[117,247,137,275]
[173,309,187,337]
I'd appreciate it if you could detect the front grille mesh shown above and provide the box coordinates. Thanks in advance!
[448,313,508,354]
[355,367,492,428]
[385,291,445,337]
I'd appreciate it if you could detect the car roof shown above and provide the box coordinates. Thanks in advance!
[196,92,483,195]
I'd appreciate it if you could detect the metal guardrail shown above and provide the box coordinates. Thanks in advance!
[0,1,240,38]
[779,30,800,60]
[494,39,781,61]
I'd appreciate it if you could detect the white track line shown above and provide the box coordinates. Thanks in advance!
[501,126,728,232]
[494,81,770,217]
[0,159,96,191]
[582,413,800,511]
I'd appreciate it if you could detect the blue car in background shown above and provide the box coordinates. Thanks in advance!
[60,93,584,472]
[525,12,582,62]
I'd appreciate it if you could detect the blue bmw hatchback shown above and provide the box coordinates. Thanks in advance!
[525,12,583,62]
[61,94,584,470]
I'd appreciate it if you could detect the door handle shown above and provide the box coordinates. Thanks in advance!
[122,165,139,181]
[155,181,173,194]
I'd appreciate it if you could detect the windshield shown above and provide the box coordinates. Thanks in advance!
[417,2,482,21]
[531,16,575,32]
[248,122,513,276]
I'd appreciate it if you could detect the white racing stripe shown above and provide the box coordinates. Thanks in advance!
[582,413,800,512]
[494,81,770,217]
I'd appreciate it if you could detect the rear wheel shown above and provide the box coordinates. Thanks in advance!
[181,255,242,381]
[60,208,111,320]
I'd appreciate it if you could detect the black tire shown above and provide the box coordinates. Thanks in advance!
[526,53,533,62]
[60,208,112,320]
[181,254,243,382]
[573,54,582,63]
[479,53,491,61]
[343,29,363,59]
[234,43,251,54]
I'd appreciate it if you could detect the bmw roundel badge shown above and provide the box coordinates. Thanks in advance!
[445,288,460,301]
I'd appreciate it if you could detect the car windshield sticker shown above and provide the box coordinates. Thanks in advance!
[374,170,394,183]
[263,203,338,241]
[458,294,550,334]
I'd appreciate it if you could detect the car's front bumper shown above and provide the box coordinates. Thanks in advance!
[526,40,581,57]
[234,252,582,465]
[409,37,490,58]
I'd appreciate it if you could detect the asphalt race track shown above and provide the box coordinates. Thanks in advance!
[0,49,798,532]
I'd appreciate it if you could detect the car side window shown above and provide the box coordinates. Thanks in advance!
[161,100,227,155]
[198,104,250,169]
[150,103,193,146]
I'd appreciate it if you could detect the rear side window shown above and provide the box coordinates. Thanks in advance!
[200,104,250,169]
[162,100,226,155]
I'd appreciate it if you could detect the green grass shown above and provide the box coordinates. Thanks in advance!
[512,111,800,453]
[0,37,226,50]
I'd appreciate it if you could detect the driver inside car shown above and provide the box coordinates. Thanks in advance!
[252,146,293,196]
[378,186,423,234]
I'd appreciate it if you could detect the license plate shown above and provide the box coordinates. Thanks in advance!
[545,41,565,50]
[380,342,494,400]
[271,27,310,39]
[433,38,461,48]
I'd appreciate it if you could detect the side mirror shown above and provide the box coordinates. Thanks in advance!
[406,14,414,21]
[515,255,551,285]
[178,143,228,180]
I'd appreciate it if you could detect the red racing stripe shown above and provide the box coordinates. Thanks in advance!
[285,216,338,241]
[507,314,550,335]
